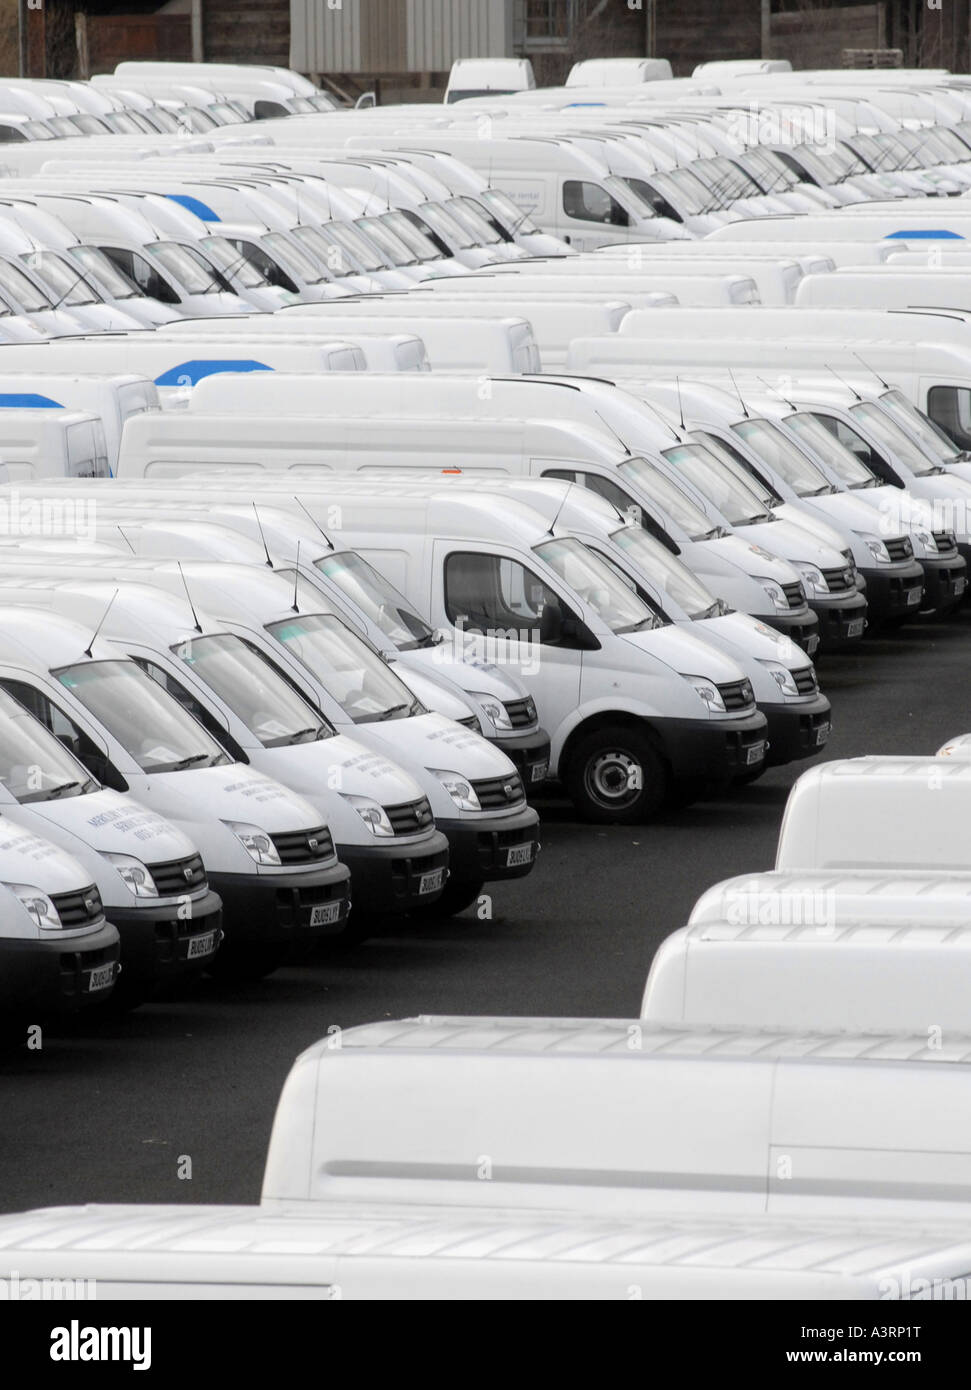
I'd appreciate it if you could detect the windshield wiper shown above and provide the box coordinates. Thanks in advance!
[372,702,411,721]
[44,779,84,798]
[287,726,326,744]
[168,752,213,770]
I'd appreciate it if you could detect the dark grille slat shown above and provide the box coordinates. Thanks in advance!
[148,853,207,896]
[715,679,755,712]
[885,536,913,562]
[50,884,103,929]
[821,566,855,593]
[385,797,435,835]
[457,715,479,730]
[269,827,334,864]
[793,667,817,696]
[471,773,526,809]
[503,697,536,729]
[782,581,806,609]
[933,530,957,552]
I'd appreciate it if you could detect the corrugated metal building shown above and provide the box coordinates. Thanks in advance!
[291,0,515,77]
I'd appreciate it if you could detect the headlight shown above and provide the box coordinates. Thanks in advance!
[757,660,800,697]
[224,821,281,865]
[683,676,727,715]
[755,577,793,612]
[102,853,158,899]
[5,882,60,930]
[468,692,513,732]
[861,535,891,564]
[339,795,395,838]
[912,528,938,556]
[795,562,828,596]
[430,768,482,812]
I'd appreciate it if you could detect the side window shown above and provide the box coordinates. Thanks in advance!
[0,679,128,791]
[129,657,247,763]
[627,177,681,222]
[444,551,579,646]
[927,386,971,450]
[230,239,297,293]
[100,248,180,304]
[562,180,629,227]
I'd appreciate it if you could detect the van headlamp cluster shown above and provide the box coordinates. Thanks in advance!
[5,882,61,930]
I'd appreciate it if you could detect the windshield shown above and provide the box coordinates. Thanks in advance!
[610,524,718,619]
[736,148,797,193]
[56,659,229,772]
[0,687,96,802]
[483,188,538,235]
[357,215,418,266]
[174,633,332,748]
[305,220,388,272]
[731,417,834,496]
[380,210,441,262]
[534,537,657,633]
[21,251,99,306]
[199,235,268,289]
[619,455,720,539]
[644,167,710,216]
[262,231,326,284]
[0,260,52,312]
[267,612,419,724]
[880,388,961,463]
[661,443,770,526]
[314,551,436,650]
[446,196,502,244]
[849,401,941,475]
[413,200,475,249]
[146,241,225,295]
[67,244,140,300]
[783,411,877,488]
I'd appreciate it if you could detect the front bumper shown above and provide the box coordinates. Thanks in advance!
[654,708,769,781]
[494,727,552,793]
[760,693,832,767]
[760,607,820,657]
[437,804,541,884]
[919,551,967,614]
[808,591,868,649]
[210,862,352,950]
[106,890,223,993]
[859,560,925,624]
[0,921,120,1018]
[337,830,450,914]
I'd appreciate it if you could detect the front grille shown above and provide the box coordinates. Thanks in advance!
[269,827,335,864]
[793,667,818,696]
[716,679,755,711]
[782,581,806,609]
[148,853,206,896]
[50,884,103,929]
[385,797,435,835]
[885,536,914,562]
[933,530,957,552]
[822,566,855,594]
[457,715,479,730]
[472,773,526,808]
[503,697,536,729]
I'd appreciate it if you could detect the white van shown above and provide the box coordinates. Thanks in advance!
[796,267,971,312]
[643,868,971,1034]
[0,606,353,976]
[776,757,971,872]
[0,409,108,481]
[466,267,759,306]
[0,374,156,474]
[445,59,536,105]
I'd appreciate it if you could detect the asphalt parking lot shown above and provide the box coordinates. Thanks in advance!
[2,611,969,1215]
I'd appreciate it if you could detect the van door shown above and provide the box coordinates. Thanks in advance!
[432,540,581,737]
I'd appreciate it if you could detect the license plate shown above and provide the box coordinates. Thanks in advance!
[745,742,766,766]
[419,868,445,896]
[907,587,922,606]
[814,722,831,747]
[506,844,533,868]
[806,634,820,656]
[846,618,865,638]
[187,930,217,960]
[956,577,967,595]
[529,760,549,784]
[87,963,114,993]
[310,902,342,928]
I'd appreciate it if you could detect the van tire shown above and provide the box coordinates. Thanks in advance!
[420,877,486,918]
[565,726,667,823]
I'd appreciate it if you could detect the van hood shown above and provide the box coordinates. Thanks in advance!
[24,788,197,862]
[385,663,473,721]
[0,814,92,892]
[260,733,424,805]
[404,643,527,702]
[704,533,800,585]
[360,712,516,779]
[138,764,323,831]
[619,620,747,685]
[772,501,852,553]
[739,518,845,569]
[701,611,806,667]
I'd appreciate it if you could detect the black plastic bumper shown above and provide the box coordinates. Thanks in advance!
[210,862,352,947]
[496,727,551,793]
[105,890,223,992]
[809,591,868,649]
[654,708,769,781]
[337,830,450,914]
[437,804,540,884]
[760,693,832,767]
[0,921,120,1019]
[760,608,821,657]
[919,551,968,613]
[860,560,925,624]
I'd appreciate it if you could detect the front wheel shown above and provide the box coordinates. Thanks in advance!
[565,726,667,824]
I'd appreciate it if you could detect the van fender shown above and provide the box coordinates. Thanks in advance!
[552,697,673,776]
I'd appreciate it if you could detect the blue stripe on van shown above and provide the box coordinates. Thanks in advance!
[153,360,274,387]
[164,193,222,222]
[885,229,965,239]
[0,392,63,408]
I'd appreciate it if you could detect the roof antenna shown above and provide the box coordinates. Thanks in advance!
[114,524,135,556]
[825,362,862,402]
[293,495,334,549]
[594,409,632,456]
[252,503,273,567]
[727,367,750,419]
[675,374,686,431]
[545,480,575,538]
[84,588,120,659]
[291,539,302,612]
[176,562,203,634]
[756,373,796,411]
[852,350,891,391]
